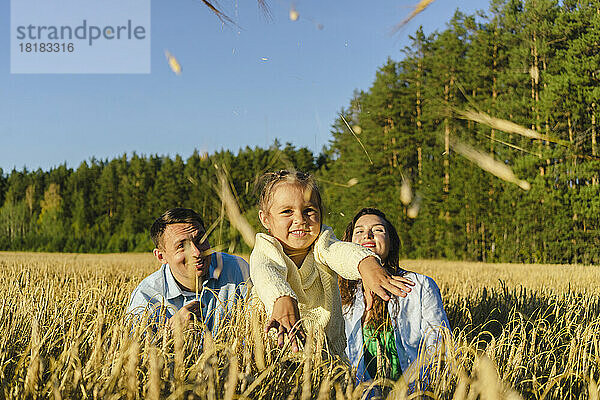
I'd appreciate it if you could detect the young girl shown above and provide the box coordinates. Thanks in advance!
[249,170,414,356]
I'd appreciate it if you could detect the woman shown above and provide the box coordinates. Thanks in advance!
[339,207,450,385]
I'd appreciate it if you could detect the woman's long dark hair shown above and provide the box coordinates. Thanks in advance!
[338,207,402,329]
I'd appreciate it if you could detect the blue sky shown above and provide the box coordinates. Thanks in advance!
[1,0,485,172]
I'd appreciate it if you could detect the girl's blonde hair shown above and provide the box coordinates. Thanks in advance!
[257,170,324,218]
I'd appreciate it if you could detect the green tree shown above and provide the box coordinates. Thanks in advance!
[38,183,65,250]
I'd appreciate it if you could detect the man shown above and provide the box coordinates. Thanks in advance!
[127,208,250,335]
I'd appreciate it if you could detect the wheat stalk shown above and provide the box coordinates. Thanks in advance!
[451,140,531,190]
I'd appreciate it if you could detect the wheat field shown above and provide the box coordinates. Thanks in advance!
[1,251,600,399]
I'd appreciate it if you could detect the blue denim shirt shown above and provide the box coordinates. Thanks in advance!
[126,252,249,336]
[343,271,450,384]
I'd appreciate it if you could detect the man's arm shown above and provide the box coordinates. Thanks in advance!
[126,286,154,316]
[169,301,202,328]
[127,279,203,329]
[127,289,169,330]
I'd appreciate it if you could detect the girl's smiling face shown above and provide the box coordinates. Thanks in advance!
[259,182,321,255]
[351,214,390,261]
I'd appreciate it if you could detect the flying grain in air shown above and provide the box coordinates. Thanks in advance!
[407,202,420,219]
[456,109,569,146]
[340,114,373,165]
[452,141,531,190]
[400,178,412,206]
[392,0,435,32]
[215,166,256,248]
[165,50,182,75]
[289,6,299,21]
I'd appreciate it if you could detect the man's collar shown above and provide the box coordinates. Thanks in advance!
[164,264,184,300]
[164,253,222,300]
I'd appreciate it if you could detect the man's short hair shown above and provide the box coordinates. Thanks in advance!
[150,208,206,248]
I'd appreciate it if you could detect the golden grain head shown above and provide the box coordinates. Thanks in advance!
[400,179,412,206]
[457,109,569,146]
[452,141,530,191]
[347,178,358,187]
[216,166,256,248]
[407,202,420,219]
[392,0,436,32]
[164,50,182,75]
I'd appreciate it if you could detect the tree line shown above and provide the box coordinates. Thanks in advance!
[2,0,599,263]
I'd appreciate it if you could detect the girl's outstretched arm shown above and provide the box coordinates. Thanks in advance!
[312,226,373,280]
[313,226,414,305]
[358,256,414,310]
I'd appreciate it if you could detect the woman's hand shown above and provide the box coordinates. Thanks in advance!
[265,295,305,352]
[358,256,414,310]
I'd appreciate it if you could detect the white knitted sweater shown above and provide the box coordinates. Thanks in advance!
[249,225,375,356]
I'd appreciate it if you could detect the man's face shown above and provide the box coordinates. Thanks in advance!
[153,222,212,291]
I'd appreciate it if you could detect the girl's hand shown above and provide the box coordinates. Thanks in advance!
[358,256,414,311]
[266,296,305,352]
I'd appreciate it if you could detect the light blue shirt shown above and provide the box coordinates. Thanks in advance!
[343,271,450,384]
[127,252,250,336]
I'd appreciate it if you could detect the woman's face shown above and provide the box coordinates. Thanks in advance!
[351,214,390,261]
